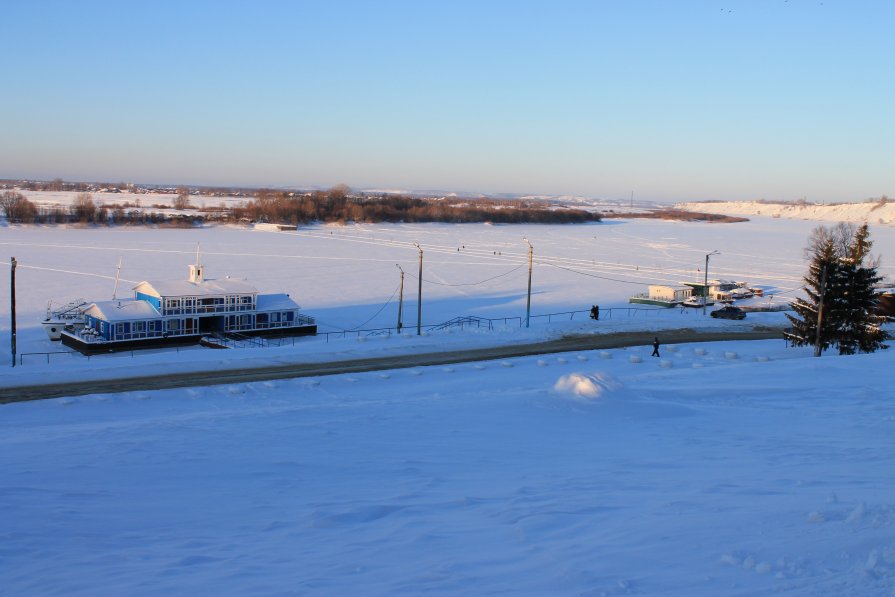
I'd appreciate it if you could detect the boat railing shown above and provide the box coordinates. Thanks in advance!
[48,299,89,319]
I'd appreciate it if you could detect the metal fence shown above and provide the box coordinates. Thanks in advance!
[18,351,79,366]
[529,306,674,323]
[15,306,686,365]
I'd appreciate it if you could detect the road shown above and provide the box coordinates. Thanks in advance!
[0,327,786,405]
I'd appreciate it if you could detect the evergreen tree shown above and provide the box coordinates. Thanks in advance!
[836,224,889,355]
[786,223,889,355]
[785,232,841,354]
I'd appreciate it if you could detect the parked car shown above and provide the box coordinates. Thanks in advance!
[710,306,746,320]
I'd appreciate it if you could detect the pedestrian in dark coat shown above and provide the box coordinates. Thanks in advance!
[590,305,600,320]
[651,337,660,357]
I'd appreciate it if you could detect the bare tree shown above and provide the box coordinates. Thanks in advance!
[174,186,192,210]
[71,192,97,223]
[0,191,37,222]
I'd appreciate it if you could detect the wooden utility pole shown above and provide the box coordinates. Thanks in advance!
[396,264,404,332]
[524,238,533,328]
[10,257,16,368]
[703,250,720,315]
[814,264,827,357]
[414,243,422,335]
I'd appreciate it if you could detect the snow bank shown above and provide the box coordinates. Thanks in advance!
[553,371,620,400]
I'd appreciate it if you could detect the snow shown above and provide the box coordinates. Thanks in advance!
[676,199,895,227]
[135,276,259,298]
[86,298,160,322]
[1,216,895,595]
[10,189,248,211]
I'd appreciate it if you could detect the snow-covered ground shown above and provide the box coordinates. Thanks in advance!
[1,217,894,595]
[676,200,895,227]
[2,340,894,595]
[10,189,248,211]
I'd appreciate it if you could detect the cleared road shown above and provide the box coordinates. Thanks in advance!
[0,327,786,405]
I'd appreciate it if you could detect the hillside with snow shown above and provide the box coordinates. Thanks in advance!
[676,199,895,226]
[2,339,895,595]
[2,217,894,595]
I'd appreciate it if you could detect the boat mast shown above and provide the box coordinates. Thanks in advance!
[112,256,123,300]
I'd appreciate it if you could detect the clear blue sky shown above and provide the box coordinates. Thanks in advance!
[2,0,892,202]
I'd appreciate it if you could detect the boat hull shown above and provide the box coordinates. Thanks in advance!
[60,324,317,355]
[42,320,84,341]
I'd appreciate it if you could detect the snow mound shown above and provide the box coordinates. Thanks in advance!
[553,372,621,400]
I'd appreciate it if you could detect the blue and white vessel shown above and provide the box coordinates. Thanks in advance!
[58,262,316,354]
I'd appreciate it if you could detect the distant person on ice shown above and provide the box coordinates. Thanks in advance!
[590,305,599,320]
[651,337,660,357]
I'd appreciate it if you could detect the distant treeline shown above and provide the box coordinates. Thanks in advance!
[0,191,224,226]
[0,188,602,226]
[233,188,602,225]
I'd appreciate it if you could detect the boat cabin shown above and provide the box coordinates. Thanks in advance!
[61,264,316,353]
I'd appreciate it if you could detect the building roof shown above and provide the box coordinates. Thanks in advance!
[134,277,259,298]
[85,299,161,322]
[256,293,301,311]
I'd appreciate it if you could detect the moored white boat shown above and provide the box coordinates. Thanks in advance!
[42,299,89,340]
[682,296,715,308]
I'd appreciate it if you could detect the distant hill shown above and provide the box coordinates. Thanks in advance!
[675,199,895,226]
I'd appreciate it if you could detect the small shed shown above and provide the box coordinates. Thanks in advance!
[630,285,692,307]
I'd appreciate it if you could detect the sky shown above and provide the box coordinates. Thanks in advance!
[2,0,893,202]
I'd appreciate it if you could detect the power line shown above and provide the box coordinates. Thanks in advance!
[347,284,401,331]
[541,261,667,286]
[405,263,527,287]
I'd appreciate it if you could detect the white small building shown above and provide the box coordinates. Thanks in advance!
[630,285,692,307]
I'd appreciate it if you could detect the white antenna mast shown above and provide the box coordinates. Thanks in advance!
[112,256,123,300]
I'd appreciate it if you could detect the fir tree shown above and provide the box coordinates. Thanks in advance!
[786,223,889,355]
[785,232,841,354]
[836,224,889,355]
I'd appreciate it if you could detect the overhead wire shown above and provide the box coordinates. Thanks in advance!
[405,263,527,287]
[346,283,401,331]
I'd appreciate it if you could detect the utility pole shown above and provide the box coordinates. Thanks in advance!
[10,257,17,368]
[524,238,533,328]
[414,243,422,335]
[703,250,720,315]
[814,264,827,357]
[396,264,404,333]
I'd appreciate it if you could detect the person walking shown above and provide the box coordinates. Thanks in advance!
[590,305,600,320]
[651,337,660,357]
